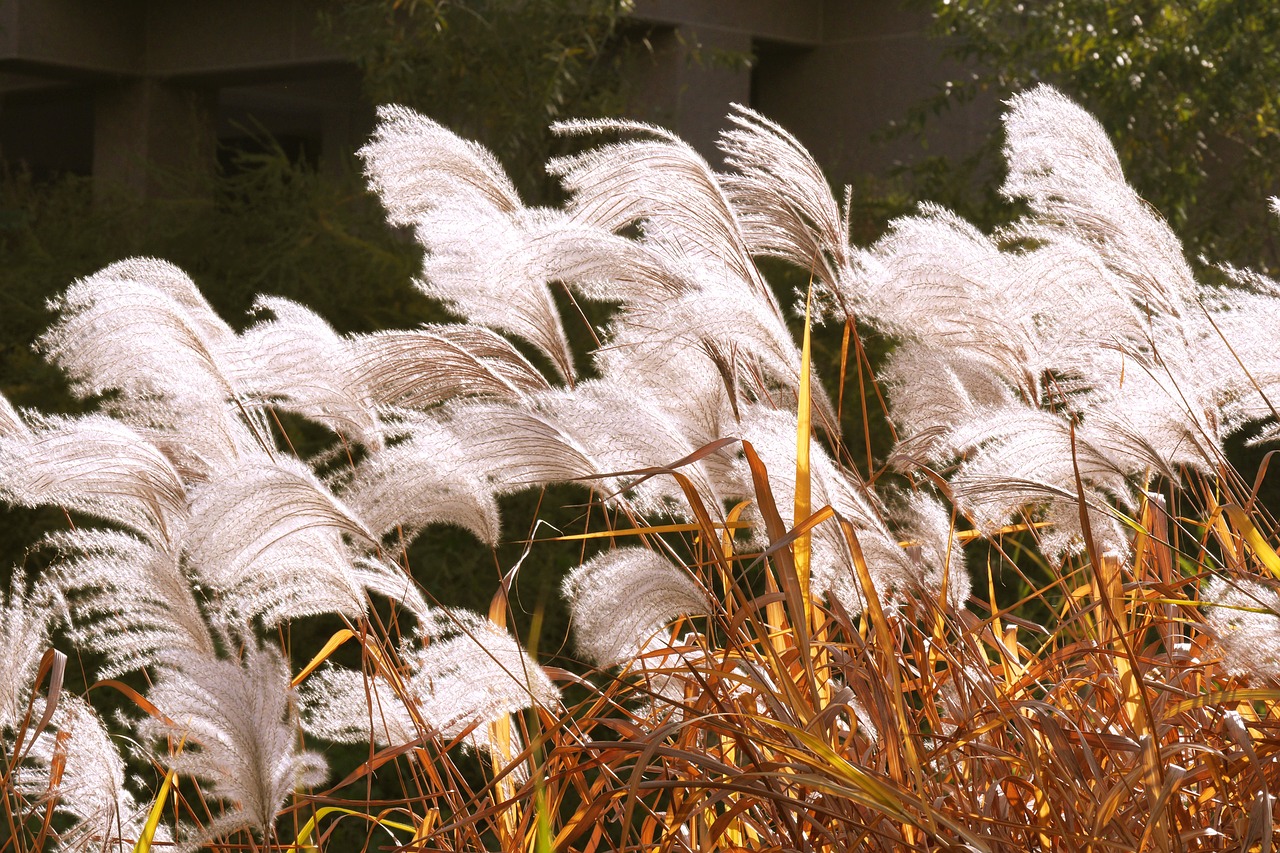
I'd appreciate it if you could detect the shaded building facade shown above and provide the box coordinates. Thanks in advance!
[0,0,983,192]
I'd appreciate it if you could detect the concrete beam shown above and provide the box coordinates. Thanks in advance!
[144,0,347,83]
[0,0,346,86]
[0,0,143,79]
[631,0,823,46]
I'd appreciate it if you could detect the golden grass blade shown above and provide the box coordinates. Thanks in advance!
[529,520,748,543]
[89,679,173,724]
[133,760,179,853]
[742,439,798,656]
[794,283,814,631]
[722,499,752,558]
[837,316,851,421]
[489,713,519,846]
[1223,503,1280,579]
[1138,734,1172,852]
[5,649,66,775]
[835,516,933,839]
[484,587,525,849]
[295,806,416,851]
[763,724,995,852]
[1204,490,1241,565]
[1170,687,1280,714]
[411,809,440,850]
[952,520,1052,543]
[291,628,356,688]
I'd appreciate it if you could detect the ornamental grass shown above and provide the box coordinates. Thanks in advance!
[3,86,1280,851]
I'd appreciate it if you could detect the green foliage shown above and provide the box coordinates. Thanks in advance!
[0,150,431,579]
[319,0,635,200]
[909,0,1280,268]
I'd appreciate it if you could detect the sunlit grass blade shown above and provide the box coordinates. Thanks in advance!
[133,759,179,853]
[291,628,356,688]
[528,519,748,543]
[794,282,814,632]
[1224,503,1280,579]
[294,806,416,852]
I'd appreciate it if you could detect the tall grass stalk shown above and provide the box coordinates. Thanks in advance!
[3,86,1280,851]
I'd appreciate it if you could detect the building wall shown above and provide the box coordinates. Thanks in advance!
[753,0,990,184]
[0,0,986,192]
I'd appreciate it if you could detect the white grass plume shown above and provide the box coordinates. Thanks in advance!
[881,342,1018,467]
[549,118,836,428]
[0,392,24,436]
[238,296,385,448]
[301,610,559,760]
[592,322,737,455]
[850,87,1242,556]
[945,405,1131,559]
[407,611,559,750]
[360,106,574,379]
[717,104,854,302]
[1202,578,1280,683]
[858,206,1143,404]
[1078,348,1222,477]
[47,529,215,677]
[39,258,240,408]
[453,379,723,516]
[0,413,187,544]
[600,249,833,428]
[1002,85,1197,321]
[440,402,595,493]
[182,455,375,624]
[453,204,791,420]
[37,259,264,478]
[142,643,326,844]
[299,665,420,748]
[20,695,170,853]
[1,568,51,732]
[415,204,576,380]
[122,396,266,484]
[352,325,552,410]
[1196,282,1280,444]
[341,416,501,545]
[857,196,1217,487]
[359,104,522,225]
[549,119,764,297]
[349,556,433,623]
[562,547,708,668]
[514,217,694,304]
[531,380,724,514]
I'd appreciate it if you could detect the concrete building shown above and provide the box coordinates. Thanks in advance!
[0,0,983,192]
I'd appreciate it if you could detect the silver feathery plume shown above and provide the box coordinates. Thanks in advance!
[142,643,326,845]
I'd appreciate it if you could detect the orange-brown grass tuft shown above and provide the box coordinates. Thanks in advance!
[522,462,1280,852]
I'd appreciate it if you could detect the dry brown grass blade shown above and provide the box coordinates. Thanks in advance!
[741,439,804,662]
[834,517,933,839]
[741,439,822,702]
[3,649,67,786]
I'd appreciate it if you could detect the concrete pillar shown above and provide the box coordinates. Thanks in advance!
[626,24,753,165]
[751,0,993,184]
[93,78,217,196]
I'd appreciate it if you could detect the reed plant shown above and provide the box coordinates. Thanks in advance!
[3,85,1280,852]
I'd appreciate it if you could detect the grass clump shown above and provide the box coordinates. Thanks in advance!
[4,86,1280,851]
